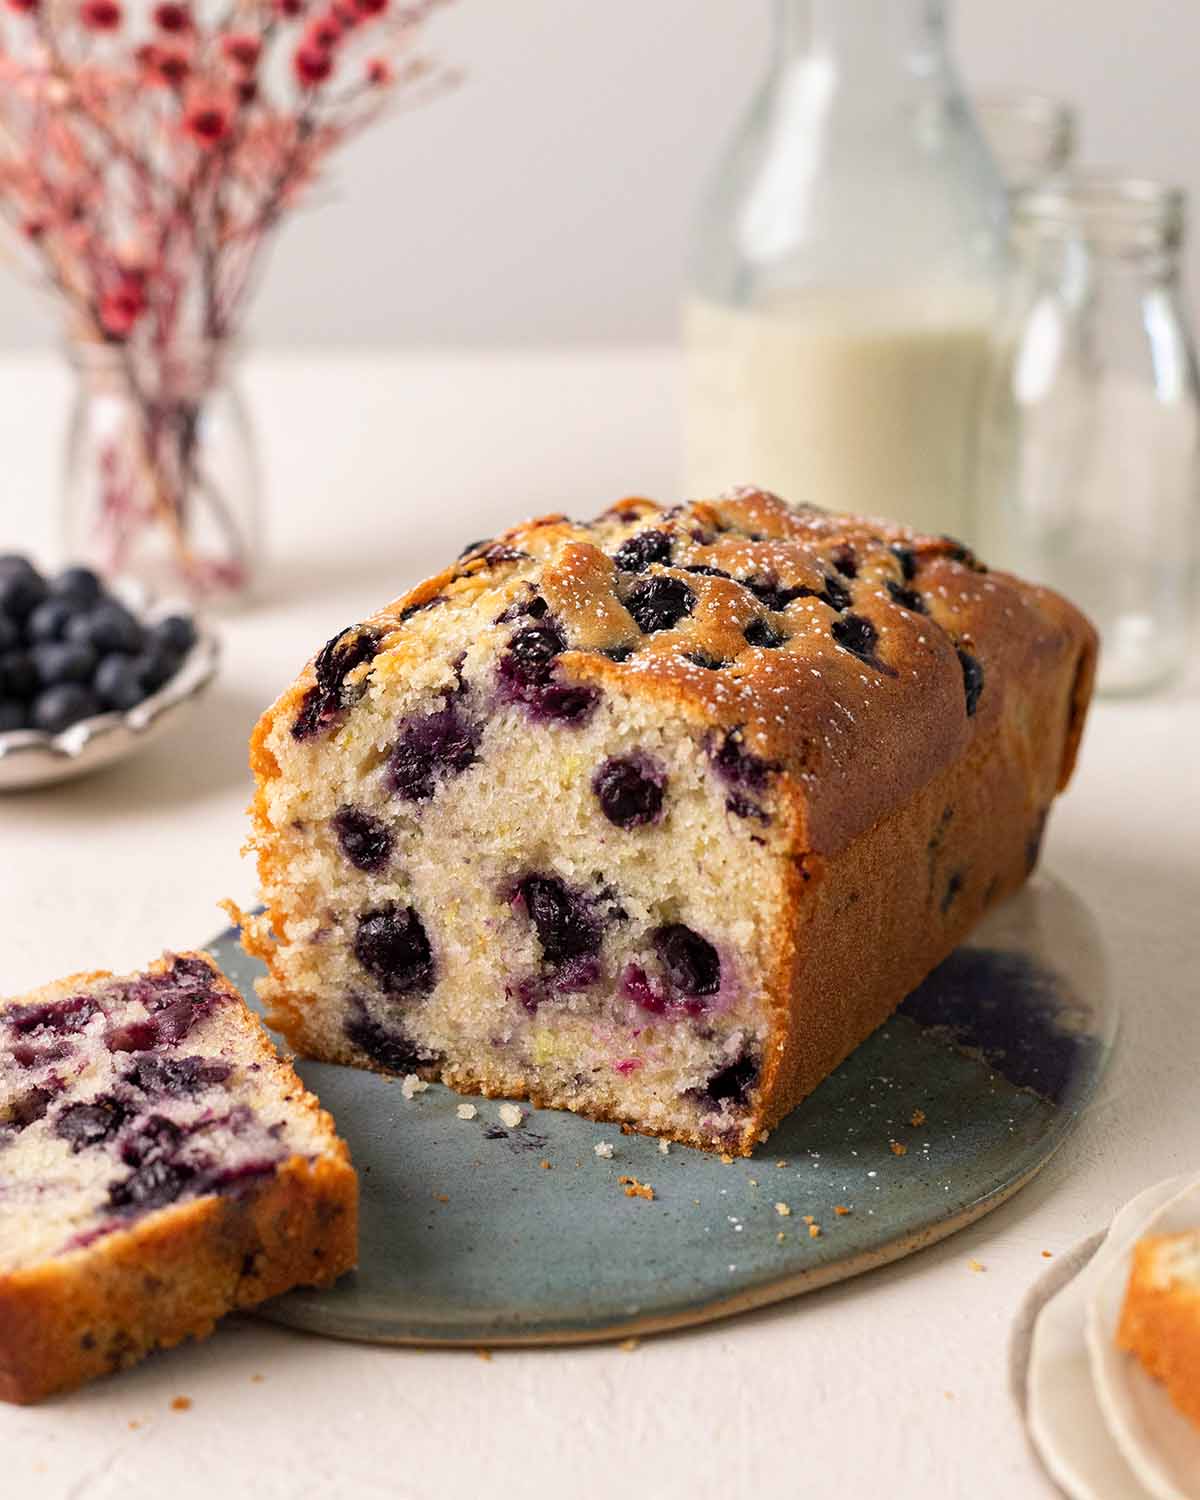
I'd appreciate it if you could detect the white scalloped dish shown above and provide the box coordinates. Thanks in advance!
[0,590,219,792]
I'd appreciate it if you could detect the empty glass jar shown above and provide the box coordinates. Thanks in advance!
[975,175,1199,694]
[685,0,1008,538]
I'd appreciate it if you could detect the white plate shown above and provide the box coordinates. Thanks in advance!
[1089,1183,1200,1500]
[1026,1175,1197,1499]
[0,584,220,791]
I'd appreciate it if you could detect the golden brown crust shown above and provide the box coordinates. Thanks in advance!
[0,953,358,1404]
[245,488,1096,1154]
[1117,1232,1200,1431]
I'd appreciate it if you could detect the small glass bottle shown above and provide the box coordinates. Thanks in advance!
[685,0,1008,539]
[975,176,1199,695]
[975,93,1076,196]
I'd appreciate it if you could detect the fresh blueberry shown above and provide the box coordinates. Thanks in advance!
[957,648,984,716]
[26,598,74,642]
[33,640,98,686]
[744,618,786,649]
[0,567,47,620]
[66,602,143,655]
[653,924,721,998]
[592,754,665,829]
[0,553,37,579]
[134,645,184,693]
[0,699,27,732]
[625,575,696,634]
[32,683,100,733]
[354,905,435,995]
[0,615,16,652]
[388,698,480,802]
[149,614,197,655]
[1,651,38,699]
[48,566,103,608]
[55,1096,128,1152]
[332,805,394,873]
[514,874,601,964]
[612,530,673,574]
[94,654,147,711]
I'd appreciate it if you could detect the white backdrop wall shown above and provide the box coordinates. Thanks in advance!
[0,0,1194,348]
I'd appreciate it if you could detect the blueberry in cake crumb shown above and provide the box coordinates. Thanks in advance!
[344,1003,433,1074]
[684,564,732,580]
[514,874,602,965]
[388,697,480,802]
[698,1051,759,1108]
[625,575,696,634]
[956,647,984,716]
[685,652,728,671]
[497,618,600,725]
[291,624,380,741]
[592,754,666,829]
[354,905,435,995]
[0,951,356,1404]
[612,529,673,574]
[712,729,778,792]
[332,805,394,873]
[831,611,895,674]
[829,543,858,579]
[54,1096,128,1152]
[653,924,721,998]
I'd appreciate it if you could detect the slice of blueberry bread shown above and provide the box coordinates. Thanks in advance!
[0,952,356,1404]
[243,487,1096,1156]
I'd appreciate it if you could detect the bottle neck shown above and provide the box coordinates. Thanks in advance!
[772,0,949,76]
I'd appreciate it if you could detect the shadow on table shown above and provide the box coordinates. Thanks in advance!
[21,681,263,819]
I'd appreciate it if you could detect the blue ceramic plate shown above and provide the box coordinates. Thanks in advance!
[206,872,1113,1346]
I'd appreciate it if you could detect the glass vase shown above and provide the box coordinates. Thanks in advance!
[62,339,261,607]
[685,0,1009,539]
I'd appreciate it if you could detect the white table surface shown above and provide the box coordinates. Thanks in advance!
[1,349,1197,1500]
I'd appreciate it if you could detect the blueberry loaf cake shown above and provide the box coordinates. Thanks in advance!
[1118,1228,1200,1430]
[244,487,1095,1156]
[0,952,356,1404]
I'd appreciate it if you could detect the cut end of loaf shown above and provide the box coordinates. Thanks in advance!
[246,488,1097,1155]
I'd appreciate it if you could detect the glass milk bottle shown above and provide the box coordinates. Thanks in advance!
[685,0,1008,538]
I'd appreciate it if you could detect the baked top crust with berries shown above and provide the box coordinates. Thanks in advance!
[267,487,1093,855]
[245,488,1096,1156]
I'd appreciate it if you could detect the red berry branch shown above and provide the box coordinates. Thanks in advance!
[0,0,456,595]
